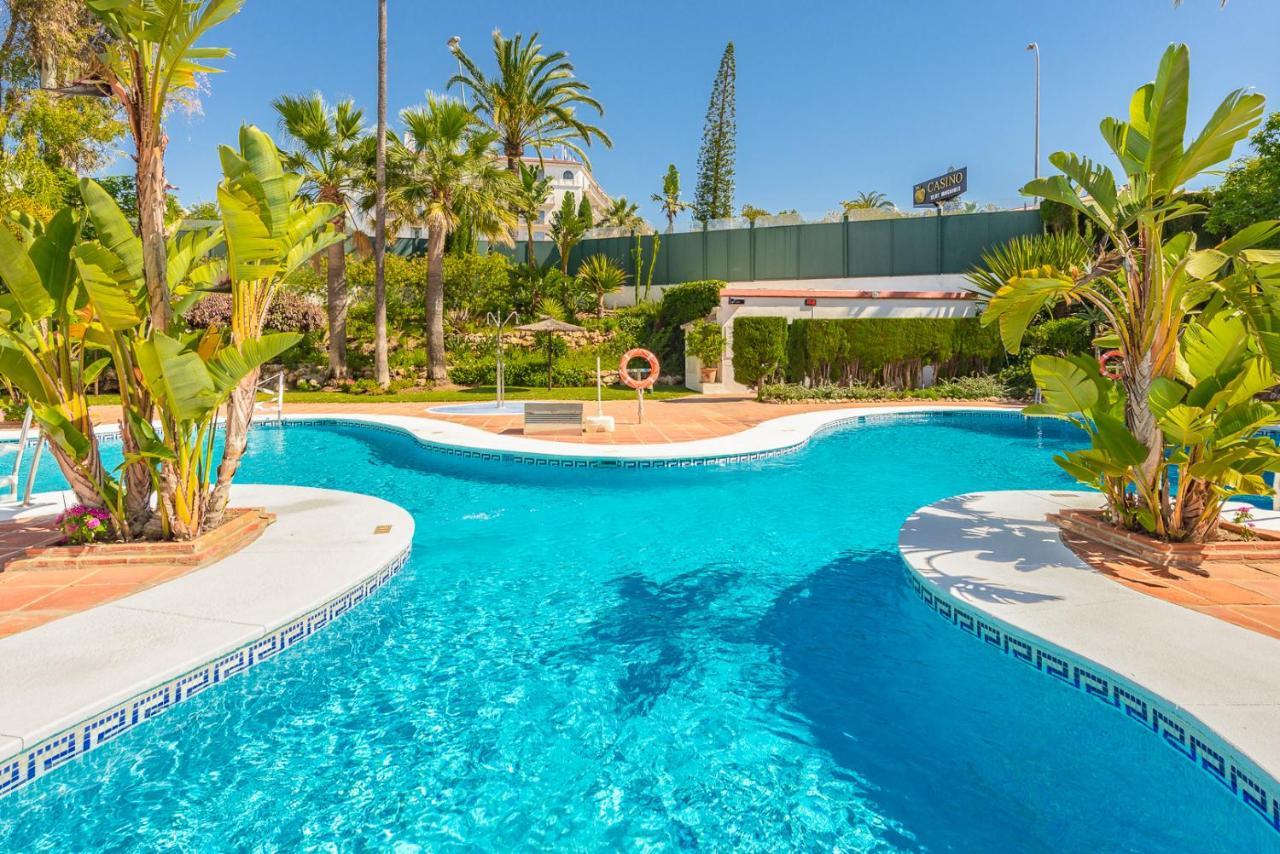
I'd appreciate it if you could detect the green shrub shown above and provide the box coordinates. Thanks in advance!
[784,317,1002,389]
[758,374,1009,403]
[657,280,723,330]
[732,317,788,389]
[344,378,383,395]
[684,320,724,366]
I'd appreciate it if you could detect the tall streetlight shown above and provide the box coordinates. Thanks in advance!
[447,36,466,106]
[1026,42,1040,180]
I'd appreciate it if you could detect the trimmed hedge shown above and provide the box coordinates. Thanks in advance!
[657,280,723,330]
[785,317,1003,389]
[732,317,788,388]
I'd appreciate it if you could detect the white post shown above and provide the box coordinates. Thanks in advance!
[637,387,644,424]
[276,371,284,421]
[596,356,603,417]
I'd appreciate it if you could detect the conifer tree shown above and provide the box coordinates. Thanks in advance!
[693,42,736,223]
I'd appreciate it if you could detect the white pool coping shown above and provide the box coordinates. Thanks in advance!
[268,403,1024,464]
[899,490,1280,832]
[0,484,413,798]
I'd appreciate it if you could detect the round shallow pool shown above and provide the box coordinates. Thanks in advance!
[2,412,1274,850]
[427,400,528,415]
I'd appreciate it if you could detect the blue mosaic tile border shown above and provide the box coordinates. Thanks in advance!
[900,560,1280,836]
[0,545,411,800]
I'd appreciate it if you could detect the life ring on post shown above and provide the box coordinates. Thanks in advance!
[1098,349,1124,380]
[619,348,660,390]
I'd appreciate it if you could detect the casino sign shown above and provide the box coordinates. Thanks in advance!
[913,167,967,207]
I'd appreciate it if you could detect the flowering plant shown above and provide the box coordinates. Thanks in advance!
[56,505,114,546]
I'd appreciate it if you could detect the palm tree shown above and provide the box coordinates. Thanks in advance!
[449,30,611,171]
[373,0,389,387]
[577,254,627,317]
[549,191,587,274]
[273,92,368,379]
[740,203,770,224]
[513,163,552,265]
[87,0,241,332]
[601,197,642,229]
[841,191,894,214]
[651,164,687,232]
[388,95,516,380]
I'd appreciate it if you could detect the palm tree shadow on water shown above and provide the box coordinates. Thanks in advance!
[756,550,1270,853]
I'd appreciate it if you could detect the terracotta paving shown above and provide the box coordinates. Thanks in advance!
[80,395,1013,446]
[1061,532,1280,640]
[0,523,207,639]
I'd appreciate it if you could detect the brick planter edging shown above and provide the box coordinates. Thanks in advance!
[4,508,276,573]
[1050,508,1280,569]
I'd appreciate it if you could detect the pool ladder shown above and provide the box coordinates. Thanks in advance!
[1,409,45,507]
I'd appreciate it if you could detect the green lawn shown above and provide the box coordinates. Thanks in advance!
[88,386,694,406]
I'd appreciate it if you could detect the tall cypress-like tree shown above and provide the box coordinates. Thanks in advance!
[693,42,736,223]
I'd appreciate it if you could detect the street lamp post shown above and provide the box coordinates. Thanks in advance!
[447,36,466,106]
[1026,42,1040,180]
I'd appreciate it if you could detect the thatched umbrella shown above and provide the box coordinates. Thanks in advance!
[516,316,585,389]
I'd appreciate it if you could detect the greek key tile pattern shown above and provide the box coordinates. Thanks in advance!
[901,562,1280,836]
[0,546,410,800]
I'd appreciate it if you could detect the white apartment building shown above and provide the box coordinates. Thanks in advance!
[366,150,614,245]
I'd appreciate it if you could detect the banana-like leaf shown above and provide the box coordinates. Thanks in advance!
[206,332,301,394]
[1174,88,1266,188]
[984,276,1080,353]
[1218,221,1280,256]
[1092,412,1149,467]
[73,245,143,332]
[0,344,48,402]
[27,207,83,311]
[1031,354,1100,414]
[1182,312,1248,384]
[0,220,53,320]
[31,403,91,461]
[78,179,144,283]
[1135,45,1190,192]
[134,332,220,424]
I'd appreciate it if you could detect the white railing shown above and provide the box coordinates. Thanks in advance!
[1,409,44,506]
[255,371,285,421]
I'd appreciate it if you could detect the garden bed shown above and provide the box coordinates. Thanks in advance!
[3,508,276,574]
[1050,508,1280,570]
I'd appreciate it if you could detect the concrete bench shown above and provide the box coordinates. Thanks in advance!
[523,402,584,435]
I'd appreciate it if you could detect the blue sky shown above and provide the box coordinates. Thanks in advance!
[151,0,1280,226]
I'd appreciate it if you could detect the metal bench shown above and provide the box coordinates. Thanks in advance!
[523,402,584,435]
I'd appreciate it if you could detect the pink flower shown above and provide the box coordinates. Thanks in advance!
[86,518,100,529]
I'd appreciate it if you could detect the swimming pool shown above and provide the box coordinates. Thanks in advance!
[427,401,529,415]
[0,412,1273,850]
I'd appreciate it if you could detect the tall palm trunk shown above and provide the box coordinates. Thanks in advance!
[326,210,348,379]
[134,110,172,331]
[373,0,390,387]
[525,216,537,266]
[204,371,257,530]
[425,221,449,381]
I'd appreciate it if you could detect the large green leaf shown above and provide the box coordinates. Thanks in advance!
[0,344,48,402]
[27,207,83,311]
[134,332,219,423]
[78,179,144,283]
[206,332,301,393]
[0,220,53,320]
[73,244,143,332]
[1182,312,1247,383]
[1136,44,1190,192]
[1030,354,1100,414]
[31,403,91,461]
[1092,413,1149,467]
[1174,88,1266,188]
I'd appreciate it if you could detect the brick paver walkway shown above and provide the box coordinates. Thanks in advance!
[1062,532,1280,640]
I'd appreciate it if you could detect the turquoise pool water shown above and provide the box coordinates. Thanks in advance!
[0,412,1274,851]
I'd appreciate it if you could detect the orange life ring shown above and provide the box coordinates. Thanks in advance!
[619,348,660,390]
[1098,349,1123,380]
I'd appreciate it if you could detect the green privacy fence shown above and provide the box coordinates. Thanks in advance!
[482,209,1040,284]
